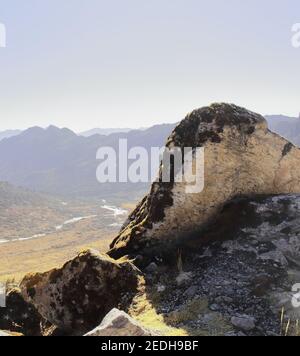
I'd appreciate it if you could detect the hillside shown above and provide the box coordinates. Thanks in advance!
[0,182,72,243]
[0,117,298,199]
[0,182,47,208]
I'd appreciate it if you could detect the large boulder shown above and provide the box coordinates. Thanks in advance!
[20,249,140,335]
[109,103,300,259]
[85,308,158,336]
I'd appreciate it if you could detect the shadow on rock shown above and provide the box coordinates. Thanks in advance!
[134,195,300,336]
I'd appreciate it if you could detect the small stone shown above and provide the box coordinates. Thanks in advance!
[202,247,213,258]
[157,285,166,293]
[251,274,273,297]
[145,262,158,274]
[266,331,278,337]
[85,309,158,336]
[259,251,288,267]
[249,239,259,247]
[176,272,193,286]
[237,332,247,337]
[209,304,220,311]
[184,286,198,298]
[200,313,216,324]
[231,315,256,332]
[221,280,232,286]
[215,296,233,304]
[224,331,237,337]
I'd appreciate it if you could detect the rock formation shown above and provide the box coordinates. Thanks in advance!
[109,103,300,259]
[85,308,158,336]
[141,194,300,336]
[20,249,140,335]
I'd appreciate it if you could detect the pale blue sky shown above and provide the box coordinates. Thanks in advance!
[0,0,299,131]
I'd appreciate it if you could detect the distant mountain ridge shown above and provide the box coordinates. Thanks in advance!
[0,130,22,141]
[0,114,299,198]
[0,181,47,209]
[265,115,300,145]
[0,123,176,198]
[80,128,134,137]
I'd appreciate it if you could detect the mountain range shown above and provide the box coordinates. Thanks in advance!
[0,114,299,199]
[0,127,146,141]
[80,128,134,137]
[0,124,176,198]
[0,130,22,141]
[265,115,300,145]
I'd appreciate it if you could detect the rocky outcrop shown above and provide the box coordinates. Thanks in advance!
[109,103,300,259]
[85,308,158,336]
[143,194,300,336]
[231,316,256,332]
[20,249,140,335]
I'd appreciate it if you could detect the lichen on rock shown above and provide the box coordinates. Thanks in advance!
[109,103,300,260]
[20,249,141,335]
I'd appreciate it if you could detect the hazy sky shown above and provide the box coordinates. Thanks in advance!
[0,0,299,131]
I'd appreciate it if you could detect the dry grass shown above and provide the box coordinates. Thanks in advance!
[280,307,300,336]
[165,298,209,326]
[128,277,188,336]
[120,202,138,212]
[0,195,136,283]
[127,279,232,336]
[164,297,232,336]
[0,219,113,283]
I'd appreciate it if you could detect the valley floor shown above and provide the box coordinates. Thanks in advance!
[0,198,137,282]
[0,219,114,282]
